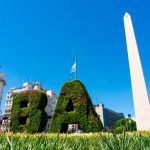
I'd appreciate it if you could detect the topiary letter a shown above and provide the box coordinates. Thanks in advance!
[49,80,103,133]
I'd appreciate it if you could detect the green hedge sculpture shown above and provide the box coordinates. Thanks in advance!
[10,90,48,133]
[49,80,103,133]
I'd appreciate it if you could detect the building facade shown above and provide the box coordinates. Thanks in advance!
[0,72,6,115]
[95,102,124,129]
[3,82,57,131]
[45,90,57,131]
[0,72,6,132]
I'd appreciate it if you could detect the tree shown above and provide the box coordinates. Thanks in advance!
[49,80,103,133]
[115,118,137,133]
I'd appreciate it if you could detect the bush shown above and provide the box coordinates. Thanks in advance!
[115,118,137,133]
[49,80,103,133]
[10,90,48,133]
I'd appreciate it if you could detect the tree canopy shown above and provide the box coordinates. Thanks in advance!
[115,118,137,133]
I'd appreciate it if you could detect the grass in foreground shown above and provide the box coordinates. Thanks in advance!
[0,132,150,150]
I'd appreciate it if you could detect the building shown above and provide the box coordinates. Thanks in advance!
[124,12,150,130]
[0,72,6,132]
[95,102,124,129]
[45,90,57,131]
[0,72,6,115]
[3,82,57,131]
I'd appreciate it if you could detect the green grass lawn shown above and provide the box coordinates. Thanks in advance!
[0,132,150,150]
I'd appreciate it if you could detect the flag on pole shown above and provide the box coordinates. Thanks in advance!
[70,56,77,81]
[71,62,76,73]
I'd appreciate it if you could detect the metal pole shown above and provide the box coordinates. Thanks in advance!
[70,73,72,81]
[75,56,77,80]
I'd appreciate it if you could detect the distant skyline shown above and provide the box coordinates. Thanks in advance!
[1,0,150,117]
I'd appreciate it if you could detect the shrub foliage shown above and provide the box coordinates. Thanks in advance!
[115,118,137,133]
[10,90,48,133]
[50,80,103,133]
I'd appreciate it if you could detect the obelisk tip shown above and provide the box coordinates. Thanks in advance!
[124,12,130,20]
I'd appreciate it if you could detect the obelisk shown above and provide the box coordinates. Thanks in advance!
[124,12,150,131]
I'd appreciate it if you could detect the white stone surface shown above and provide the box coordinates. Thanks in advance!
[124,12,150,131]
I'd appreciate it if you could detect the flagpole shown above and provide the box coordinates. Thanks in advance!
[70,72,72,81]
[75,56,77,80]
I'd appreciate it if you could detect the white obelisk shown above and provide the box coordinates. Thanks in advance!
[124,12,150,131]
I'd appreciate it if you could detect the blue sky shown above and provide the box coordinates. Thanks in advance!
[0,0,150,116]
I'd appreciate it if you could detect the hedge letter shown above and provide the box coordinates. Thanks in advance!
[49,80,103,133]
[10,90,47,133]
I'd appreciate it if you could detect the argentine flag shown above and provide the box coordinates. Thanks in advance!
[71,62,76,73]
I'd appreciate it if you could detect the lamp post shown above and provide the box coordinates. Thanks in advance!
[129,119,131,132]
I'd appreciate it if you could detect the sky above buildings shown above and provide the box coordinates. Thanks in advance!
[0,0,150,116]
